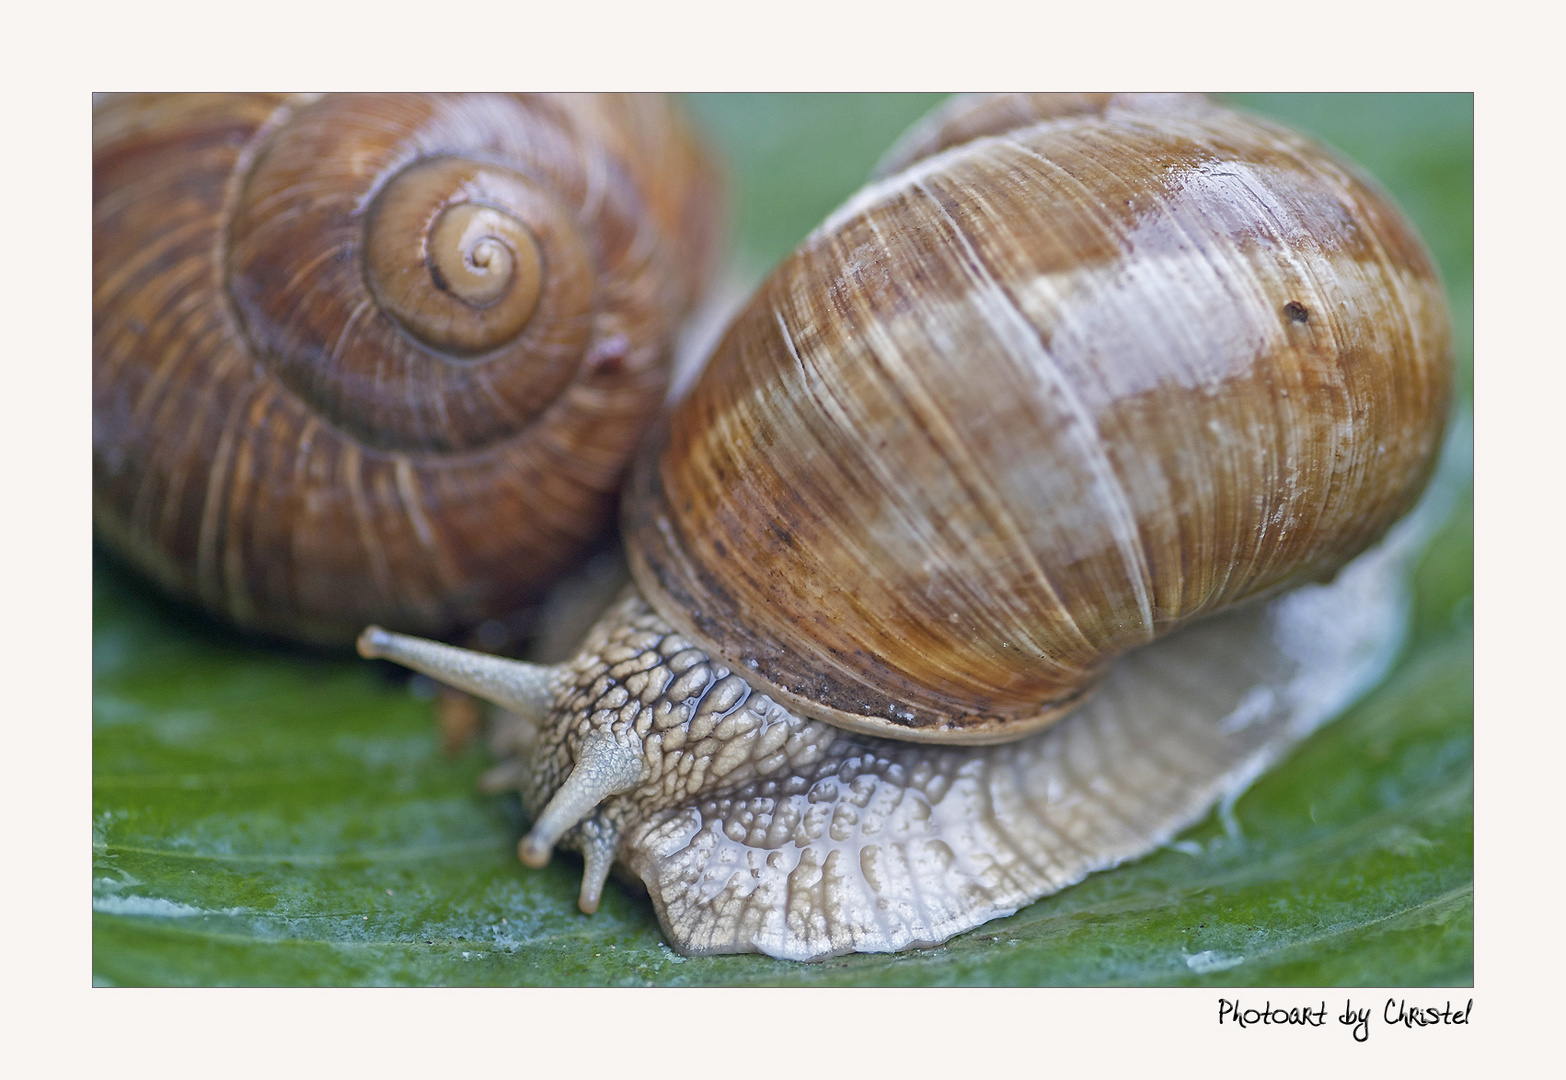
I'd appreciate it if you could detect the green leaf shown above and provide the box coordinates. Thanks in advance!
[93,93,1473,986]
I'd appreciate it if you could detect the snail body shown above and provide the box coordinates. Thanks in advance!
[93,93,722,646]
[358,95,1452,960]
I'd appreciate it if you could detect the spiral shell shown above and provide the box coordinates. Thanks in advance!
[627,96,1449,742]
[93,93,721,645]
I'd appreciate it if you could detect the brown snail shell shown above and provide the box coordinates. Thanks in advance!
[356,95,1453,960]
[629,93,1448,743]
[93,93,722,646]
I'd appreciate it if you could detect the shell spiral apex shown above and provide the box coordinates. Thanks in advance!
[357,93,1454,961]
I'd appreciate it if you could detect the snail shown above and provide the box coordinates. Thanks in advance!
[356,93,1453,960]
[92,93,723,646]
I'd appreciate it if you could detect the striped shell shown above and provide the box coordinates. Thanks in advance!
[627,94,1450,742]
[93,93,721,645]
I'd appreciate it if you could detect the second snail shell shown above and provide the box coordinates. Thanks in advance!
[359,94,1453,960]
[93,93,721,646]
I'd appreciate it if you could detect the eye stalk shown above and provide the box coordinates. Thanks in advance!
[357,625,558,719]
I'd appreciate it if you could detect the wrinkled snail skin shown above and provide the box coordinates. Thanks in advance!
[93,93,722,646]
[358,95,1453,960]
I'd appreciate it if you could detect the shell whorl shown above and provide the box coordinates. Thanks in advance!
[625,98,1451,742]
[93,93,722,645]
